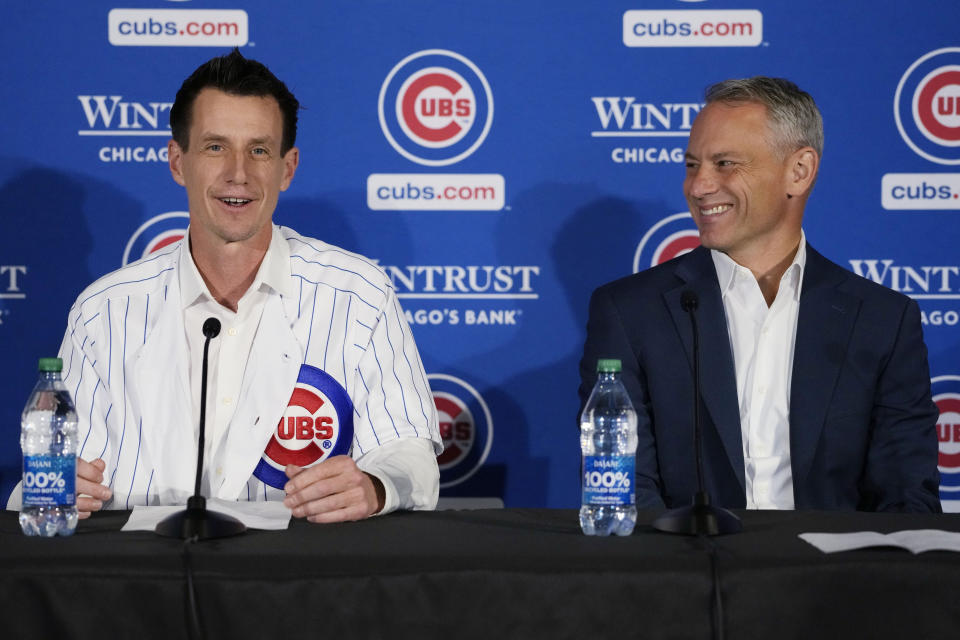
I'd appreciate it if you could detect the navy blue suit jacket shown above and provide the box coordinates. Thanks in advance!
[579,245,941,512]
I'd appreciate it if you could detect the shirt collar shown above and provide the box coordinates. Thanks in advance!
[258,225,295,298]
[179,234,208,310]
[179,224,294,310]
[710,230,807,302]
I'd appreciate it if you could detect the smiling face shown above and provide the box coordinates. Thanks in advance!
[168,88,299,255]
[683,101,802,268]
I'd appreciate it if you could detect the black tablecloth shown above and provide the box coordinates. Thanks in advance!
[2,508,959,639]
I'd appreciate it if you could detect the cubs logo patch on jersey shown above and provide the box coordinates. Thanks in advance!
[254,364,354,489]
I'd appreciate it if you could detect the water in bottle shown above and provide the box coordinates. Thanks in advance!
[580,358,638,536]
[20,357,79,537]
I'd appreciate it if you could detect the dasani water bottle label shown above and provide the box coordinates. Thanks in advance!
[582,456,635,506]
[23,455,76,507]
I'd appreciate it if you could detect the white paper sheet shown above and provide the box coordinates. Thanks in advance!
[799,529,960,554]
[122,498,292,532]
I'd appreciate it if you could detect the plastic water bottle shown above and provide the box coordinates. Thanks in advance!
[580,358,638,536]
[20,357,79,537]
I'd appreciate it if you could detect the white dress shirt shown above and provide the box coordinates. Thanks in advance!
[711,233,806,509]
[180,233,275,496]
[175,227,439,513]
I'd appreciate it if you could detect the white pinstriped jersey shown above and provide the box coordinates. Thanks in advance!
[58,225,442,510]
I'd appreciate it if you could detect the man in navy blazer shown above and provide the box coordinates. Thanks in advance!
[579,77,940,513]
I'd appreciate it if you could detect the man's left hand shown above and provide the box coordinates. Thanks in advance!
[283,456,386,523]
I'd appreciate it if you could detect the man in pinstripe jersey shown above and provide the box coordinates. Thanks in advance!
[53,50,443,522]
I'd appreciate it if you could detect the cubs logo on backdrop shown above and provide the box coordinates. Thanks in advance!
[933,376,960,512]
[633,212,700,273]
[429,373,493,488]
[378,49,494,166]
[895,48,960,165]
[254,365,354,489]
[122,212,189,266]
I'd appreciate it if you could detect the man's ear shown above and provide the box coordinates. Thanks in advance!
[280,146,299,192]
[785,147,819,199]
[168,139,186,187]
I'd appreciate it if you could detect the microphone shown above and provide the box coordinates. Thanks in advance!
[156,317,246,540]
[202,317,220,339]
[652,290,741,536]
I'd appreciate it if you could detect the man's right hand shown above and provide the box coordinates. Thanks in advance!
[77,458,111,519]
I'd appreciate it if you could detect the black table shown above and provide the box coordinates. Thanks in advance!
[2,508,959,639]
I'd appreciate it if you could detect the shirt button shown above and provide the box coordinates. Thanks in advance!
[216,467,223,476]
[758,386,767,395]
[223,397,232,405]
[228,327,238,336]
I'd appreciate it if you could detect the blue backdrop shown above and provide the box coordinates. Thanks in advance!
[2,0,959,510]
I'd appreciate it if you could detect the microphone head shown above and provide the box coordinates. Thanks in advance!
[680,290,699,313]
[202,317,221,338]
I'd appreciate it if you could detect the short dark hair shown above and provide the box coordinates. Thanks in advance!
[705,76,823,158]
[169,48,299,154]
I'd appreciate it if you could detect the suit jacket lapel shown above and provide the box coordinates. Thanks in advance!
[669,247,745,491]
[790,246,859,487]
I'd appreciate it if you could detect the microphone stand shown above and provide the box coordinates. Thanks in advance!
[156,318,246,540]
[652,291,741,536]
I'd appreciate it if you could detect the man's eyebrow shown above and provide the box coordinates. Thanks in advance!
[198,133,228,143]
[196,134,277,146]
[685,151,739,161]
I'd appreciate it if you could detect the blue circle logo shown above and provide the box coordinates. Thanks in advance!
[895,48,960,165]
[429,374,493,488]
[254,365,354,489]
[633,212,700,273]
[122,211,189,266]
[933,376,960,511]
[378,50,494,166]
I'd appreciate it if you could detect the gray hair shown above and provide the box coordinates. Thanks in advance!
[705,77,823,158]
